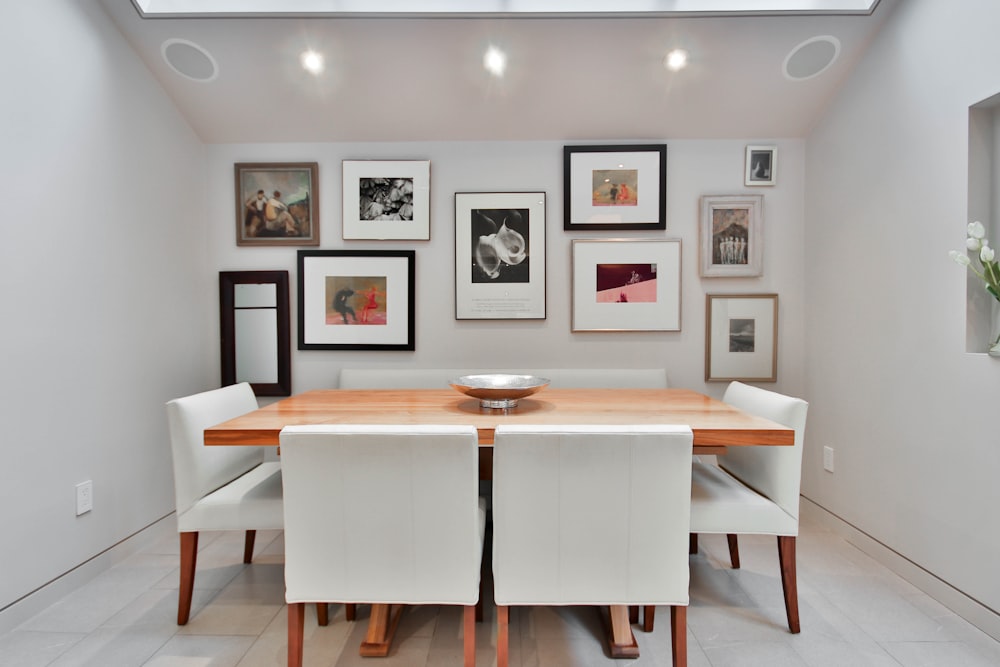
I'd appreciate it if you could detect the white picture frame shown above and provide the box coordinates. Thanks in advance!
[745,145,777,186]
[705,293,778,382]
[342,159,431,240]
[571,239,681,332]
[700,194,764,278]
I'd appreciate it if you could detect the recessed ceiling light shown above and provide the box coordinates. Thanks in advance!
[161,38,218,82]
[783,35,840,81]
[484,46,506,77]
[300,50,325,75]
[664,49,688,72]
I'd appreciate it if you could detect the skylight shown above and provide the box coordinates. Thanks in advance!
[132,0,880,18]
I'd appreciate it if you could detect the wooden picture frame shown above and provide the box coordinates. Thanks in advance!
[455,191,546,320]
[705,293,778,382]
[571,239,681,332]
[564,144,667,231]
[219,271,291,396]
[699,194,764,277]
[342,160,431,240]
[745,145,777,186]
[235,162,319,246]
[297,250,415,351]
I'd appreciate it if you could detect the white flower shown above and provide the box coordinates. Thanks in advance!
[950,250,972,266]
[982,244,995,262]
[968,221,986,239]
[967,236,983,251]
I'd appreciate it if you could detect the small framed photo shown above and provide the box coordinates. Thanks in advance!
[455,192,546,320]
[564,144,667,231]
[297,250,415,351]
[700,194,764,277]
[342,160,431,240]
[571,239,681,332]
[235,162,319,246]
[745,145,776,186]
[705,293,778,382]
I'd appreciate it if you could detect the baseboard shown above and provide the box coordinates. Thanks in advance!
[801,497,1000,642]
[0,514,176,635]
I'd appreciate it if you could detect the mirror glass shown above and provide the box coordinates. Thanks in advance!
[220,271,291,396]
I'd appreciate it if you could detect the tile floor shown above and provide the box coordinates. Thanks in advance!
[2,514,999,666]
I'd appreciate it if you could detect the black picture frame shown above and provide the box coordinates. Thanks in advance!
[563,144,667,231]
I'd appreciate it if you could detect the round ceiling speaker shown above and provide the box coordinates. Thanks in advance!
[783,35,840,81]
[161,38,218,82]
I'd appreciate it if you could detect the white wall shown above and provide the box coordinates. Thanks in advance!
[206,139,807,399]
[0,1,213,621]
[804,0,1000,625]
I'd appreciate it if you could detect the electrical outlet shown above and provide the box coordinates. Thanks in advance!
[823,446,834,473]
[76,480,93,516]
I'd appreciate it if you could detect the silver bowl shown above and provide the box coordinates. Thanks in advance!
[449,373,550,409]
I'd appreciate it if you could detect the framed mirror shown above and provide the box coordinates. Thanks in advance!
[220,270,291,396]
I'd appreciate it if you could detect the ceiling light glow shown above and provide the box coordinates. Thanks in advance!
[484,46,506,77]
[665,49,688,71]
[300,50,325,74]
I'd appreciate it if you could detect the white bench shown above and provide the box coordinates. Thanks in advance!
[338,368,669,390]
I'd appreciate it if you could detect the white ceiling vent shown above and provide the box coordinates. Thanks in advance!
[782,35,840,81]
[161,38,218,82]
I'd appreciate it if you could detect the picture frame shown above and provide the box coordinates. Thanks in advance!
[455,192,547,320]
[235,162,319,246]
[745,145,777,186]
[342,160,431,240]
[571,239,681,332]
[564,144,667,231]
[699,194,764,277]
[705,293,778,382]
[219,270,291,397]
[297,250,415,351]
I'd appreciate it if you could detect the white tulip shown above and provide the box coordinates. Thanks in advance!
[950,250,972,266]
[982,244,995,262]
[968,221,986,239]
[967,237,982,251]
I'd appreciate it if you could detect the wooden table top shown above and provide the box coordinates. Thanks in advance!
[204,387,793,448]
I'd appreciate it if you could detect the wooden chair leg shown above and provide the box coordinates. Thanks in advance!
[497,605,509,667]
[628,606,639,624]
[345,603,357,621]
[177,531,198,625]
[316,603,328,626]
[727,534,741,569]
[643,605,656,633]
[288,602,305,667]
[689,533,698,555]
[777,535,800,633]
[670,605,687,667]
[243,529,256,564]
[464,605,476,667]
[476,574,484,622]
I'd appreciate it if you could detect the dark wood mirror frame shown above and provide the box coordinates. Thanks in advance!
[219,270,292,396]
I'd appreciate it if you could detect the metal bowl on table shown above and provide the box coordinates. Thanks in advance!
[448,374,550,409]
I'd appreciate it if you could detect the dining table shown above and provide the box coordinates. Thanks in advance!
[204,387,794,660]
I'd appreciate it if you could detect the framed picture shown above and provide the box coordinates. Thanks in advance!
[235,162,319,246]
[705,293,778,382]
[297,250,415,351]
[219,270,291,397]
[342,160,431,240]
[571,239,681,332]
[745,145,777,186]
[564,144,667,231]
[455,192,546,320]
[700,194,764,277]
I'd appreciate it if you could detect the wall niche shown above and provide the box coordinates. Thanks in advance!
[966,93,1000,352]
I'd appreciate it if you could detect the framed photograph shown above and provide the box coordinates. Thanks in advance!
[705,293,778,382]
[297,250,415,351]
[455,192,546,320]
[564,144,667,231]
[571,239,681,332]
[235,162,319,246]
[745,145,776,186]
[342,160,431,240]
[700,194,764,277]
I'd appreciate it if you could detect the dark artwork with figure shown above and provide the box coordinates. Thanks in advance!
[325,276,387,326]
[595,263,657,303]
[470,208,530,283]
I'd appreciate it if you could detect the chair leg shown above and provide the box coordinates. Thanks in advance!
[476,574,484,622]
[727,534,741,569]
[243,529,256,564]
[689,533,698,555]
[777,535,801,633]
[177,531,198,625]
[670,605,687,667]
[628,606,639,624]
[345,603,357,621]
[288,602,305,667]
[497,605,509,667]
[316,603,328,626]
[643,605,656,633]
[464,605,476,667]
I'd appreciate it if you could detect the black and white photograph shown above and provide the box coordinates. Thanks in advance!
[342,160,430,240]
[470,207,530,283]
[745,145,777,186]
[706,293,778,382]
[729,318,756,352]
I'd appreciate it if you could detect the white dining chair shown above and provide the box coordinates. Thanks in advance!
[279,424,486,667]
[492,424,693,667]
[165,382,284,625]
[689,381,809,633]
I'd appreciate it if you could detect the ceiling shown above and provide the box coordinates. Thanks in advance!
[97,0,896,143]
